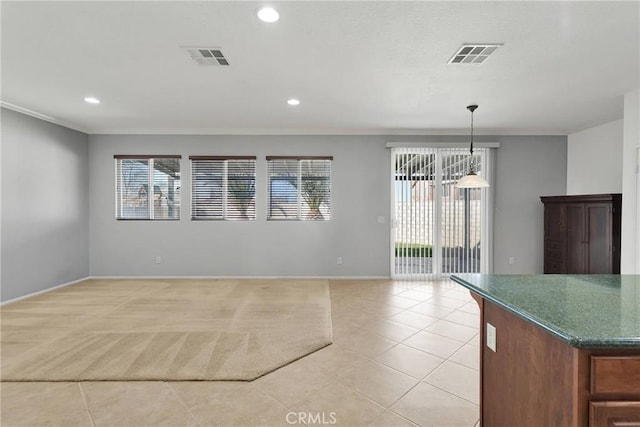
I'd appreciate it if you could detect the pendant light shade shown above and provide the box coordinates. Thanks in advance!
[455,104,489,188]
[456,170,489,188]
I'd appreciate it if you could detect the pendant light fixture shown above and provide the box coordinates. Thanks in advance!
[456,104,490,188]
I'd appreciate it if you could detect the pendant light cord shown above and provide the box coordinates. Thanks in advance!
[456,104,489,188]
[470,109,474,156]
[467,104,478,173]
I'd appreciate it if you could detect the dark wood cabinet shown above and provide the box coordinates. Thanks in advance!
[541,194,621,274]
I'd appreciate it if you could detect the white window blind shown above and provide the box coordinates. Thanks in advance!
[266,156,332,220]
[190,156,256,220]
[392,147,491,278]
[115,155,181,220]
[440,147,484,274]
[394,148,436,276]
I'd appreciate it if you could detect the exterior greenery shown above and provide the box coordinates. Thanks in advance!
[301,177,329,219]
[228,178,255,219]
[395,243,481,263]
[395,243,433,258]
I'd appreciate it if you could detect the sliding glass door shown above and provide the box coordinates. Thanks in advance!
[392,147,491,278]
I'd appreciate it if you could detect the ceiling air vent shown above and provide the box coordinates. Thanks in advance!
[183,47,230,66]
[448,44,502,64]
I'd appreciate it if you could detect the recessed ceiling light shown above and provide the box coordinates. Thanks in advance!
[84,97,100,104]
[287,98,300,106]
[257,7,279,23]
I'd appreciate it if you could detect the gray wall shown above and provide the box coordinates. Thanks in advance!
[89,134,567,277]
[491,136,567,273]
[89,135,392,277]
[1,108,89,301]
[621,89,640,273]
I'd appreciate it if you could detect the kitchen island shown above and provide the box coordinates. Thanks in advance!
[451,274,640,427]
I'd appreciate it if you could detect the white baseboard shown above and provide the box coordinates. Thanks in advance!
[88,275,391,280]
[1,276,91,306]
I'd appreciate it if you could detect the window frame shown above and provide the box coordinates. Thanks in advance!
[114,155,182,221]
[189,155,257,221]
[266,156,333,221]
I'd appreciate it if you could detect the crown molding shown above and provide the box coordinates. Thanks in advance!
[90,127,568,136]
[0,101,88,134]
[1,101,568,136]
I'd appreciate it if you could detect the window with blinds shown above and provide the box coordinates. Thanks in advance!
[115,155,181,220]
[267,156,332,220]
[190,156,256,220]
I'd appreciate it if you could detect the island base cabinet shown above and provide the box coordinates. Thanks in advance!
[590,401,640,427]
[476,297,640,427]
[480,298,576,426]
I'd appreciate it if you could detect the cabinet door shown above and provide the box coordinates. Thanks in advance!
[566,205,586,274]
[544,204,566,273]
[545,204,565,239]
[586,204,612,274]
[545,240,565,273]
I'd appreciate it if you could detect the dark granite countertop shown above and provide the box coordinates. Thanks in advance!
[450,274,640,349]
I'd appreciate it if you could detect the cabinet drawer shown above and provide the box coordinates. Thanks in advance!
[591,356,640,395]
[589,401,640,427]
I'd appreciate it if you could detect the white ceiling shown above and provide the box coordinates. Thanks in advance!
[1,1,638,135]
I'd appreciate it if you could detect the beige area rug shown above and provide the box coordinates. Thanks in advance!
[0,279,332,381]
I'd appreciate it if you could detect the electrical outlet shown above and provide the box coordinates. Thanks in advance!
[337,257,343,265]
[377,216,385,224]
[156,256,162,264]
[486,322,497,352]
[508,256,515,265]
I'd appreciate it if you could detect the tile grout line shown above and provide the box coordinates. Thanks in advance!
[329,279,480,425]
[164,381,205,426]
[249,360,348,423]
[437,357,480,373]
[318,380,389,421]
[420,381,481,408]
[380,361,479,425]
[253,376,378,426]
[331,303,472,406]
[77,383,97,427]
[399,338,465,360]
[373,292,462,415]
[257,339,406,423]
[420,355,480,407]
[367,409,420,427]
[415,327,479,345]
[330,280,481,420]
[251,377,300,410]
[330,292,478,365]
[385,367,435,408]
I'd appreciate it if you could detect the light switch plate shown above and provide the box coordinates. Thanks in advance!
[486,322,497,352]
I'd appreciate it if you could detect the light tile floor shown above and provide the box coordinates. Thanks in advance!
[1,279,481,427]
